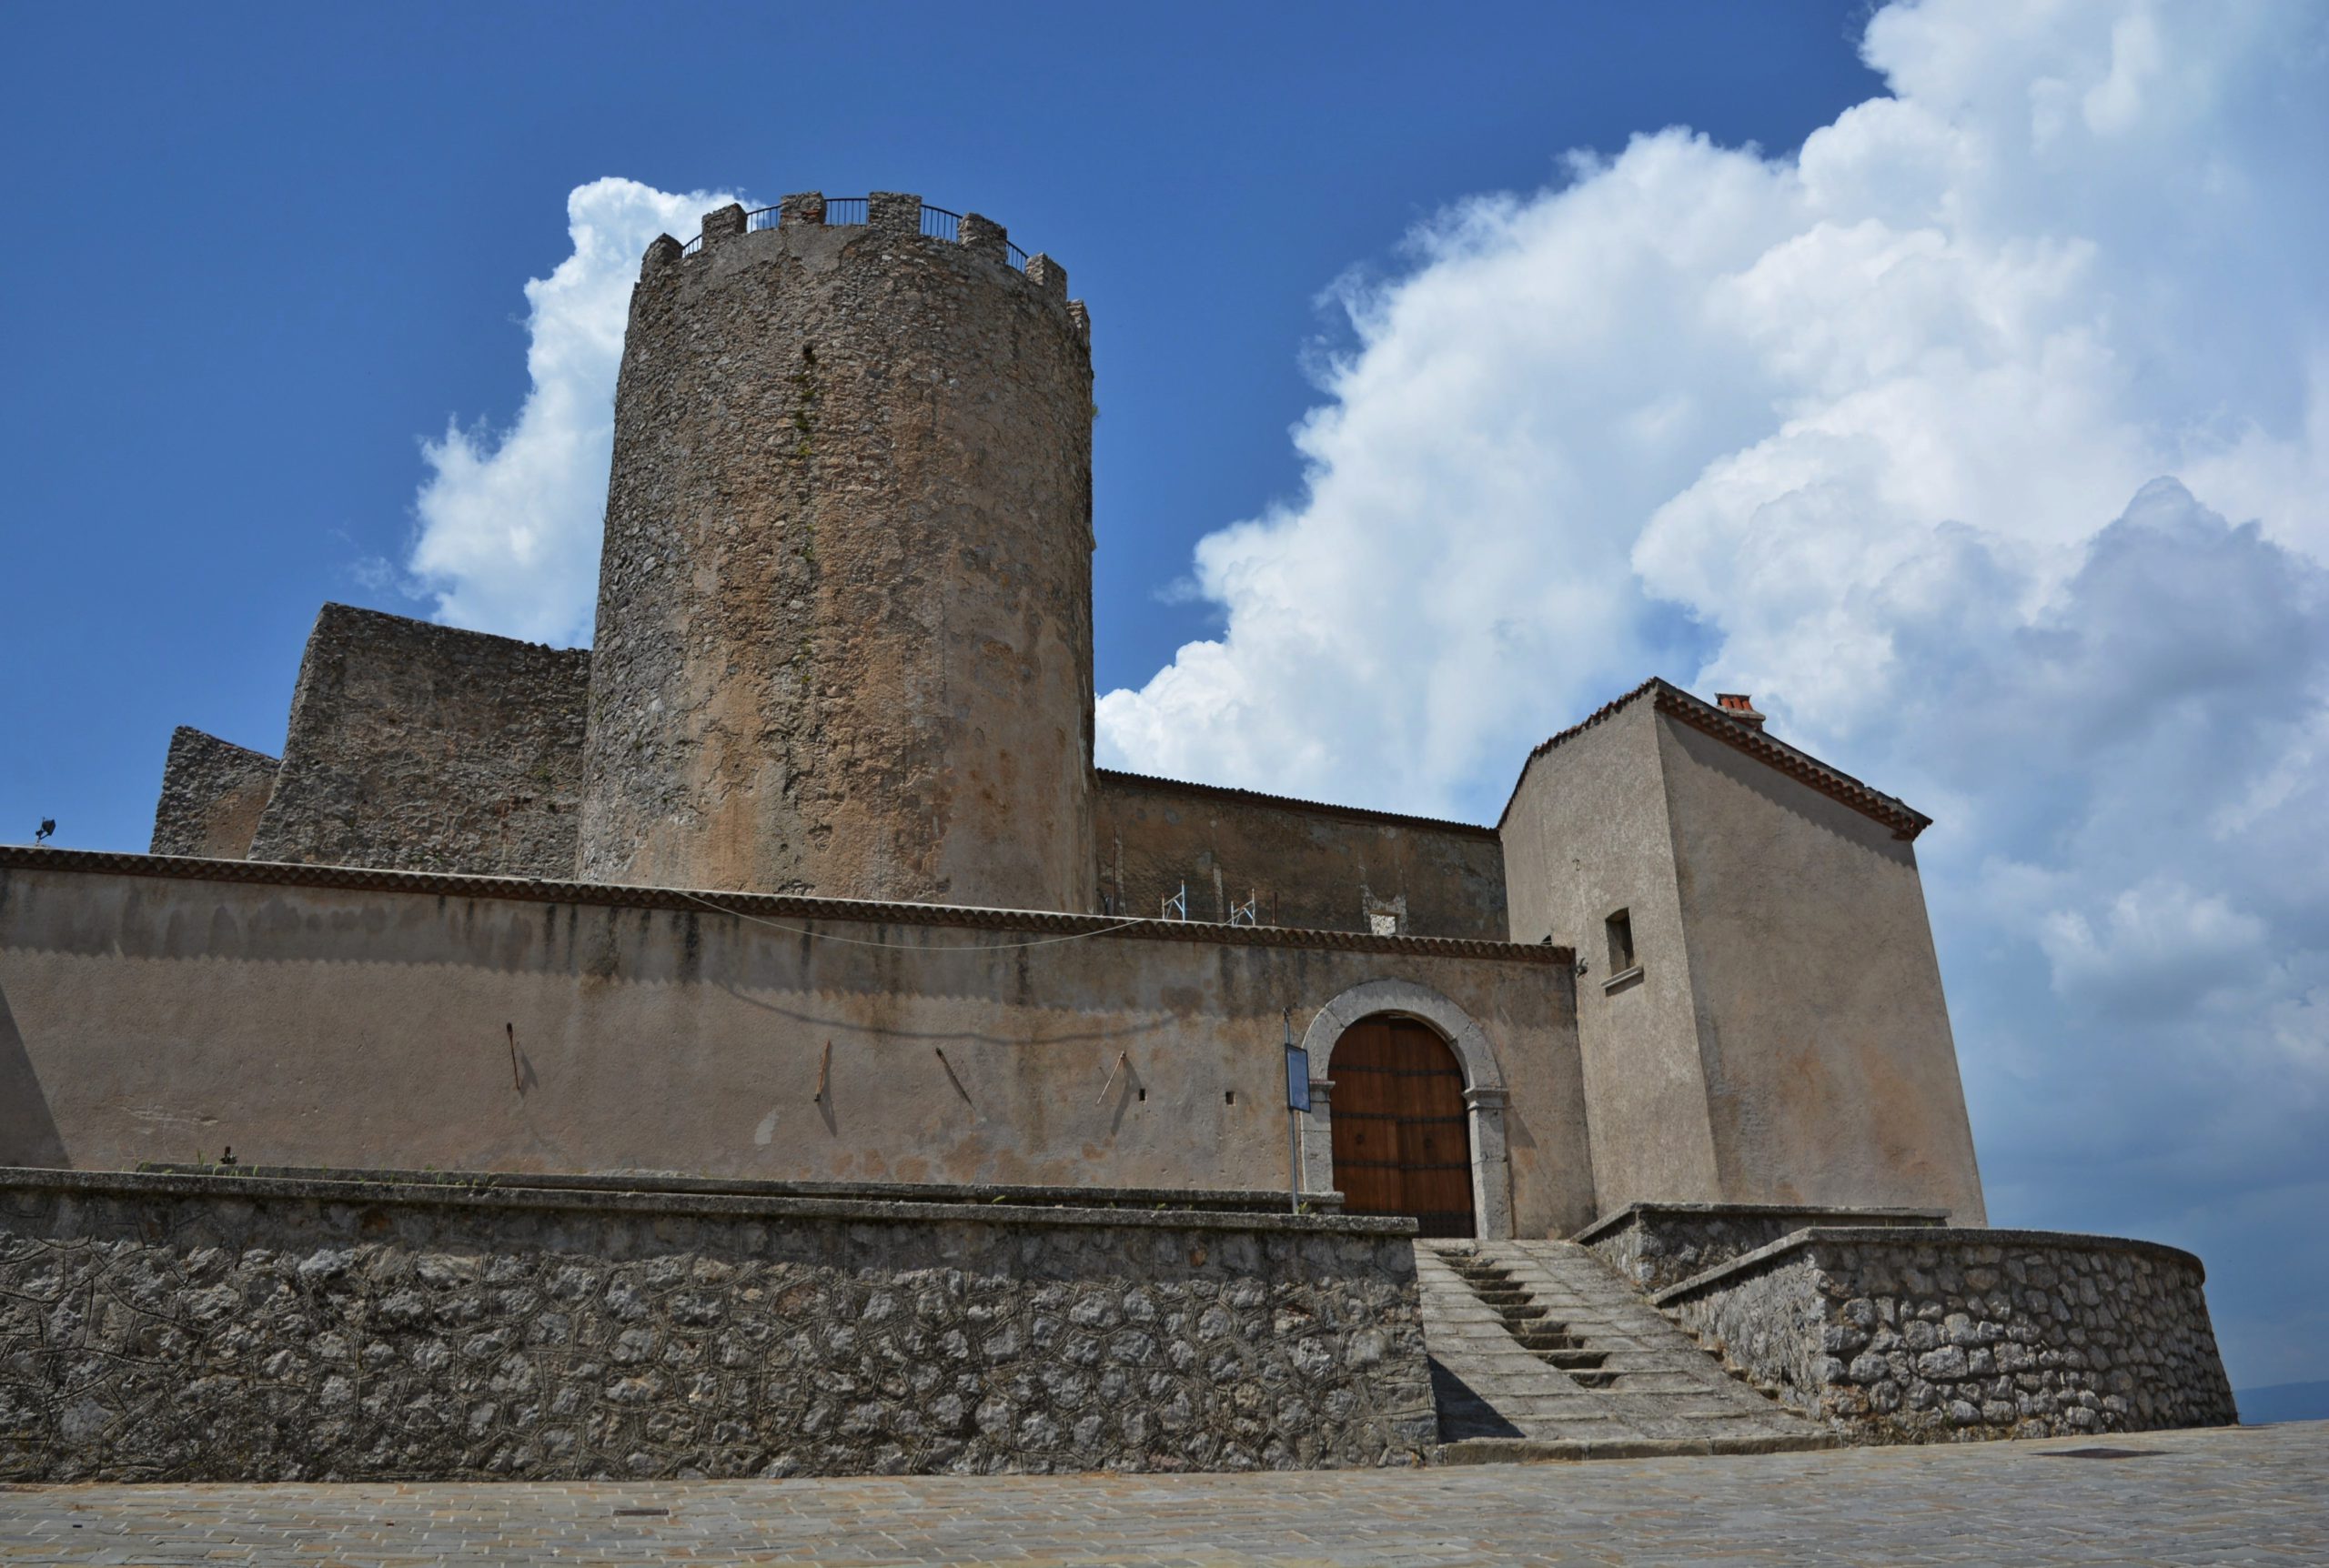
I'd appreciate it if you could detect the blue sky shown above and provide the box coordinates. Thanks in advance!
[6,2,2327,1395]
[0,0,1880,845]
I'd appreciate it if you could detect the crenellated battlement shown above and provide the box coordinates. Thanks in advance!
[640,190,1086,345]
[662,194,1020,272]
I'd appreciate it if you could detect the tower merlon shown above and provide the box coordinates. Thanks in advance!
[1026,253,1068,300]
[867,190,922,234]
[700,202,748,249]
[640,233,683,278]
[959,211,1009,263]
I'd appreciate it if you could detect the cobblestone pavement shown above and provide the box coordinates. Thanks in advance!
[2,1422,2320,1565]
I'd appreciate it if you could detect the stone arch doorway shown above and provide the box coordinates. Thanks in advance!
[1328,1017,1476,1238]
[1296,979,1515,1240]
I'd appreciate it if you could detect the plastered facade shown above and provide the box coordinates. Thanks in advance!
[1653,716,1985,1221]
[1499,697,1724,1210]
[0,853,1596,1236]
[1498,683,1986,1223]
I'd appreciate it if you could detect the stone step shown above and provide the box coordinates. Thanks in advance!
[1417,1240,1830,1457]
[1511,1332,1585,1352]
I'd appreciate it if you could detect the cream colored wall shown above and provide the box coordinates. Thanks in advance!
[0,859,1595,1233]
[1654,716,1987,1221]
[1497,701,1725,1214]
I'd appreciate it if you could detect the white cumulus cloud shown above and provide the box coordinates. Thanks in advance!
[1098,0,2329,1384]
[406,177,742,645]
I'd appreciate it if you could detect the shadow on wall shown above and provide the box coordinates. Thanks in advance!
[0,981,66,1168]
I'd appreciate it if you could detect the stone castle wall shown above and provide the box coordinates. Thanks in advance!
[581,194,1097,911]
[246,605,590,878]
[148,728,278,859]
[0,1167,1434,1482]
[1578,1201,1950,1295]
[1658,1226,2236,1442]
[1095,770,1508,940]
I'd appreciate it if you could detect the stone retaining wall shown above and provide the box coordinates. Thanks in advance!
[0,1168,1434,1483]
[1578,1202,1949,1295]
[1656,1226,2235,1442]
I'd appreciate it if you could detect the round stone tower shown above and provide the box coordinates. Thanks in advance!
[578,191,1097,910]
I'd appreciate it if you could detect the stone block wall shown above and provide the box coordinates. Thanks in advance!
[1578,1201,1950,1295]
[246,604,590,878]
[1095,770,1508,940]
[0,1168,1435,1483]
[582,196,1096,910]
[148,728,278,859]
[1657,1227,2236,1442]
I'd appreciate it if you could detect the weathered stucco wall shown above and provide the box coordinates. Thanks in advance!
[1497,698,1723,1212]
[1576,1201,1951,1295]
[245,605,590,879]
[1497,685,1985,1224]
[0,1167,1434,1481]
[148,728,277,859]
[0,851,1592,1233]
[1095,770,1507,939]
[1659,1227,2236,1443]
[1654,713,1987,1221]
[581,195,1096,912]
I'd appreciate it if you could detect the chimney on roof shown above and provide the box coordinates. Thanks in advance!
[1715,693,1766,730]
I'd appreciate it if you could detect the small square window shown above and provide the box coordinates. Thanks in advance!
[1605,910,1636,975]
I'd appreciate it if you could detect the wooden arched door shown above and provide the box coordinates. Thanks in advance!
[1328,1016,1477,1238]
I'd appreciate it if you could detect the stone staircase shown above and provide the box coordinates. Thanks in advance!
[1417,1240,1833,1462]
